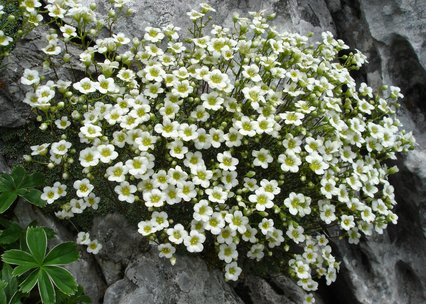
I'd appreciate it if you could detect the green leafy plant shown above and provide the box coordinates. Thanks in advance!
[0,264,21,304]
[0,166,46,214]
[2,227,79,304]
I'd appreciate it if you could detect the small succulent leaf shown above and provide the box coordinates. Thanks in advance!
[25,227,47,264]
[0,192,18,214]
[18,269,39,294]
[19,189,46,208]
[0,222,23,245]
[2,250,37,268]
[44,242,79,266]
[38,270,56,304]
[45,266,78,296]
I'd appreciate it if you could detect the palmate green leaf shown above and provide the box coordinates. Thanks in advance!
[20,172,44,189]
[26,227,47,264]
[44,242,79,266]
[19,189,46,208]
[0,281,7,304]
[0,174,15,192]
[1,250,37,269]
[10,167,26,189]
[0,222,23,245]
[0,192,17,214]
[38,270,56,304]
[2,264,18,298]
[19,269,39,294]
[12,264,38,277]
[45,266,78,296]
[56,286,91,304]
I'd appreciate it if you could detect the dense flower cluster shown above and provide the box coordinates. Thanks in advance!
[19,0,414,299]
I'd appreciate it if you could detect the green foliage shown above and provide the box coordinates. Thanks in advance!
[0,166,46,214]
[1,227,79,304]
[0,0,23,61]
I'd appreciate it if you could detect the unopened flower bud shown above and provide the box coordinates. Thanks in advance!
[23,155,32,162]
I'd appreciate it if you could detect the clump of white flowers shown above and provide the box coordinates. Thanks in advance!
[19,0,415,297]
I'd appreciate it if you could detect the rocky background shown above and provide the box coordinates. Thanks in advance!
[0,0,425,303]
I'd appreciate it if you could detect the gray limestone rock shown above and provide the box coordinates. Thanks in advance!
[90,214,149,285]
[89,0,336,37]
[103,249,244,304]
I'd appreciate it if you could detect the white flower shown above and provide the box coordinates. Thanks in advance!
[79,147,100,167]
[41,186,60,204]
[54,116,71,130]
[280,111,304,126]
[21,69,40,85]
[87,239,102,254]
[204,69,230,91]
[143,189,165,207]
[51,140,72,156]
[85,193,100,210]
[114,181,137,203]
[144,27,164,43]
[252,149,273,168]
[340,215,355,231]
[217,151,239,171]
[73,179,94,198]
[206,186,228,204]
[278,152,301,173]
[249,188,274,211]
[73,77,96,94]
[224,262,242,281]
[258,218,274,235]
[235,116,256,137]
[306,153,329,175]
[184,230,206,252]
[138,220,157,236]
[218,243,238,263]
[286,223,305,244]
[242,64,262,82]
[97,144,118,163]
[70,198,87,214]
[158,243,176,259]
[247,243,264,261]
[76,232,91,245]
[95,75,117,94]
[106,162,128,182]
[205,212,225,235]
[167,224,188,244]
[80,123,102,139]
[201,92,224,111]
[0,31,12,46]
[225,210,248,234]
[151,211,169,230]
[193,199,213,222]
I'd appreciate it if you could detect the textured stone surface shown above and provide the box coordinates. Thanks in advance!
[1,0,426,303]
[91,214,149,285]
[90,0,336,36]
[103,248,244,304]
